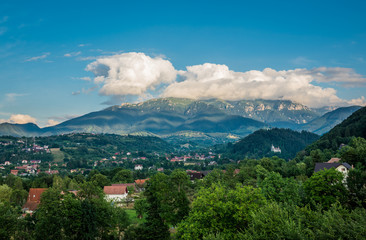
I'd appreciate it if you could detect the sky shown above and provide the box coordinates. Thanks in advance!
[0,0,365,127]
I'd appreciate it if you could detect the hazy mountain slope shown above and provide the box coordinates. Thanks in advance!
[0,123,42,137]
[202,99,319,124]
[0,98,360,145]
[299,106,361,135]
[43,99,267,136]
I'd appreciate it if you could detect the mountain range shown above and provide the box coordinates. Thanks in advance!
[0,98,361,146]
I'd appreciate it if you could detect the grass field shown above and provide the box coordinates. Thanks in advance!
[50,148,65,163]
[125,209,145,224]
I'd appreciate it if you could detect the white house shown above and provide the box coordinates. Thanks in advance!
[271,144,281,153]
[103,186,128,202]
[134,164,143,170]
[314,162,352,183]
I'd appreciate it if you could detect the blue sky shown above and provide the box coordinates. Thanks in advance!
[0,0,365,126]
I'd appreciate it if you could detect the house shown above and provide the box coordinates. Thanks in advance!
[314,162,352,182]
[22,160,28,164]
[134,164,143,171]
[22,188,48,214]
[103,186,128,202]
[4,161,11,165]
[327,158,341,163]
[135,179,149,191]
[10,170,18,175]
[314,162,352,173]
[187,171,204,181]
[112,183,136,191]
[271,144,281,153]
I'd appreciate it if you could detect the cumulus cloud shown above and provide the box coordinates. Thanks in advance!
[46,119,60,127]
[309,67,366,86]
[64,51,81,57]
[86,52,177,96]
[25,52,50,62]
[162,63,366,108]
[0,114,37,124]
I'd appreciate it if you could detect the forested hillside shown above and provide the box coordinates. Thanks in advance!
[304,106,366,153]
[228,128,319,159]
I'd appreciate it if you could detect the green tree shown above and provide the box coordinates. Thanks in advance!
[134,198,148,219]
[113,207,131,239]
[112,169,133,183]
[91,173,111,189]
[346,168,366,208]
[0,201,18,239]
[140,177,170,240]
[242,202,304,240]
[304,168,347,209]
[177,184,266,239]
[34,188,63,240]
[259,172,302,205]
[0,184,12,202]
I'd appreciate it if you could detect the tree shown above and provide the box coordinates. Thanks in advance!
[0,184,12,202]
[112,169,133,183]
[34,188,64,240]
[134,198,148,219]
[341,137,366,167]
[242,202,304,240]
[259,172,302,205]
[304,168,347,209]
[346,168,366,208]
[91,173,111,189]
[0,201,18,239]
[177,184,266,239]
[140,176,170,240]
[113,207,131,239]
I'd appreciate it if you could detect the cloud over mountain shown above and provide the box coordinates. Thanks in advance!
[162,63,366,108]
[0,114,37,124]
[85,52,366,108]
[86,52,177,96]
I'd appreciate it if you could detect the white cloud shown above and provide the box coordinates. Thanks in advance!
[0,114,37,124]
[64,51,81,57]
[309,67,366,86]
[347,96,366,106]
[162,63,366,108]
[46,119,60,127]
[86,52,177,96]
[25,52,50,62]
[5,93,26,102]
[80,77,91,81]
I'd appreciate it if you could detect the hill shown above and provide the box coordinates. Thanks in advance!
[304,106,366,153]
[228,128,320,160]
[0,123,42,137]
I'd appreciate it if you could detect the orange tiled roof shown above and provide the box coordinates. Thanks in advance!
[27,188,47,202]
[103,186,127,195]
[135,179,149,185]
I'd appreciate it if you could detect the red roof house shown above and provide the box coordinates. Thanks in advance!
[103,186,128,202]
[22,188,47,213]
